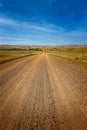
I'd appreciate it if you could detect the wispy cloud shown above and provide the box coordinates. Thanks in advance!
[0,17,58,33]
[66,30,87,37]
[0,17,87,45]
[59,29,87,44]
[0,17,17,25]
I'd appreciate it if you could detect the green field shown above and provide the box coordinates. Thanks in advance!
[46,45,87,68]
[0,45,42,63]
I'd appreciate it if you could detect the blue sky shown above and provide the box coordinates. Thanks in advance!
[0,0,87,45]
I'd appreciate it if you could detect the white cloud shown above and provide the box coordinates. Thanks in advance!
[66,29,87,37]
[1,17,87,45]
[0,17,52,32]
[26,25,52,32]
[0,16,64,33]
[0,17,17,25]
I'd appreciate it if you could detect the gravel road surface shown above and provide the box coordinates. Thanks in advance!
[0,53,87,130]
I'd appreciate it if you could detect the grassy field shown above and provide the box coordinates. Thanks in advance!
[46,45,87,68]
[0,45,42,63]
[1,45,87,68]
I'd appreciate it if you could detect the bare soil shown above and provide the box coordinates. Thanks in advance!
[0,53,87,130]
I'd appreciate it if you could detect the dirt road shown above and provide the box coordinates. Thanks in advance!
[0,53,87,130]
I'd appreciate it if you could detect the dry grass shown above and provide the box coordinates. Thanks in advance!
[0,45,42,63]
[46,45,87,68]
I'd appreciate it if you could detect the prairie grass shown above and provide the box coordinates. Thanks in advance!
[46,45,87,68]
[0,45,42,63]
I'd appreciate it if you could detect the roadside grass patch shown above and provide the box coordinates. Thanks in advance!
[0,45,43,63]
[46,45,87,68]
